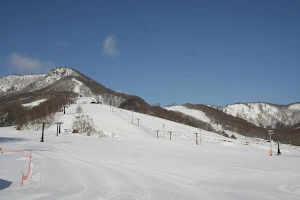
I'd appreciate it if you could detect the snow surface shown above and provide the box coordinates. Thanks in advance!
[165,106,211,123]
[1,101,300,200]
[22,99,47,108]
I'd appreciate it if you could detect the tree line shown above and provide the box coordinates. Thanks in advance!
[0,96,71,130]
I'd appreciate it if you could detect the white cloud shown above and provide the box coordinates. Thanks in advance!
[7,52,54,73]
[103,35,120,57]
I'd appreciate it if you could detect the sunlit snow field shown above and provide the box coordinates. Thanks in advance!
[1,101,300,200]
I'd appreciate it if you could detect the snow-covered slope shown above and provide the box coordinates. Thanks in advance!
[22,99,47,108]
[165,105,211,123]
[221,102,300,128]
[22,67,83,92]
[1,101,300,200]
[165,105,224,131]
[0,74,45,96]
[55,102,222,140]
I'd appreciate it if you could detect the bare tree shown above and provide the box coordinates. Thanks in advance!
[72,115,96,136]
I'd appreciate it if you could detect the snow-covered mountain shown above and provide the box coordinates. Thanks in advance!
[1,67,299,139]
[21,67,84,93]
[0,67,85,97]
[168,103,300,129]
[0,74,45,96]
[0,67,139,107]
[165,103,300,144]
[220,102,300,128]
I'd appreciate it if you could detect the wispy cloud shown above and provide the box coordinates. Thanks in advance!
[55,40,69,48]
[7,52,54,73]
[103,35,120,57]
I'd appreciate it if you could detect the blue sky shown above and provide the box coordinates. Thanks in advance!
[0,0,299,106]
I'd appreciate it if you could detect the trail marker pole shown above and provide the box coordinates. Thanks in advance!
[155,130,159,138]
[199,130,202,145]
[169,131,172,140]
[137,119,140,126]
[63,105,68,114]
[132,111,133,124]
[38,122,47,142]
[56,123,59,136]
[163,124,165,139]
[41,123,45,142]
[277,142,281,155]
[194,133,199,145]
[267,130,274,156]
[54,122,63,136]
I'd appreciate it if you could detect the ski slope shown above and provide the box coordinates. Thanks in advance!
[165,105,211,123]
[22,99,47,108]
[1,102,300,200]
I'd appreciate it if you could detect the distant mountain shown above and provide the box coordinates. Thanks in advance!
[0,67,142,107]
[220,102,300,128]
[166,103,267,135]
[167,102,300,130]
[165,103,300,145]
[1,66,299,144]
[0,74,45,96]
[169,102,300,129]
[0,66,147,129]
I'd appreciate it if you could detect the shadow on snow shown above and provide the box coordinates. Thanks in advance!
[0,137,27,143]
[0,179,12,190]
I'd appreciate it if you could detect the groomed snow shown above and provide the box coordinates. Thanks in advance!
[165,106,211,123]
[22,99,47,108]
[1,101,300,200]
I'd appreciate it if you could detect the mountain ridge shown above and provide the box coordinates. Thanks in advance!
[219,102,300,128]
[1,67,299,144]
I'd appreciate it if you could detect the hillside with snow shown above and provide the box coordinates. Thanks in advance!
[22,99,47,108]
[0,67,138,108]
[220,102,300,128]
[0,74,45,96]
[1,99,300,200]
[169,102,300,129]
[165,105,211,123]
[1,67,299,146]
[22,67,83,93]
